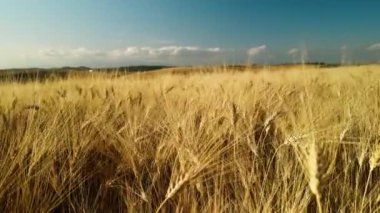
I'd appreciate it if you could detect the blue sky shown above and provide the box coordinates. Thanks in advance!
[1,0,380,68]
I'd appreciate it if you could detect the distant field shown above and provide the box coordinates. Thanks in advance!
[0,65,380,212]
[0,64,332,82]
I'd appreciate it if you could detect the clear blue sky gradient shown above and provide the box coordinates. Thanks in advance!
[1,0,380,68]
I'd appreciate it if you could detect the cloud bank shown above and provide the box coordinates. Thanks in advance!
[35,46,226,66]
[39,46,222,59]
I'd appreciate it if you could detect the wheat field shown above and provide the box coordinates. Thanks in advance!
[0,65,380,212]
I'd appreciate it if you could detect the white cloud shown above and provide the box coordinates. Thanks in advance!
[247,45,267,57]
[287,47,309,64]
[110,46,222,58]
[72,47,104,57]
[287,48,299,55]
[368,43,380,51]
[39,49,68,57]
[124,47,141,55]
[39,47,104,58]
[207,47,221,52]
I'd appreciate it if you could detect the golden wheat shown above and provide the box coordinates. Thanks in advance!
[0,65,379,212]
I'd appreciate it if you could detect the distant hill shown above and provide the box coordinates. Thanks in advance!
[0,66,172,82]
[95,65,173,72]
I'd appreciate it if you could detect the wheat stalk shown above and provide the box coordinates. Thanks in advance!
[307,142,323,213]
[362,145,380,211]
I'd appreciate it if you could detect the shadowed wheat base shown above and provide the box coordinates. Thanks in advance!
[0,65,380,212]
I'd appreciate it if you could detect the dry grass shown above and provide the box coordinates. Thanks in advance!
[0,65,380,212]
